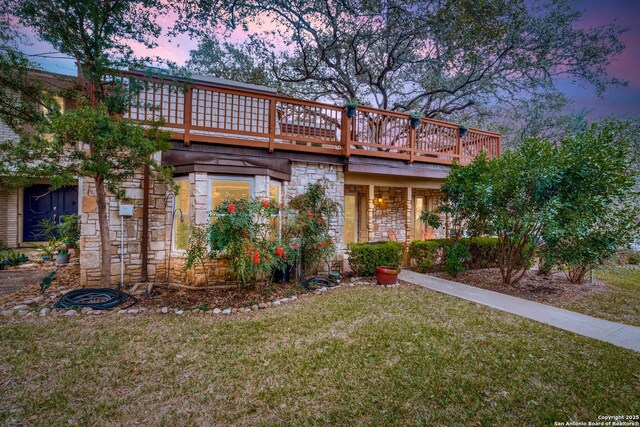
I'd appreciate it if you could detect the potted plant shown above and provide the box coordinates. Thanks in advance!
[458,125,468,137]
[375,266,401,286]
[345,97,360,118]
[55,247,71,265]
[37,238,60,262]
[409,111,423,129]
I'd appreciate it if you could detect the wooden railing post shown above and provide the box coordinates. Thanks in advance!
[183,87,192,146]
[497,135,502,157]
[456,131,462,163]
[341,110,351,157]
[408,124,416,164]
[268,97,276,153]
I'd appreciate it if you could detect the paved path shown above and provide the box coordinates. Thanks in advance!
[400,270,640,352]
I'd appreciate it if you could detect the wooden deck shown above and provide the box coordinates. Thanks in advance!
[117,71,500,166]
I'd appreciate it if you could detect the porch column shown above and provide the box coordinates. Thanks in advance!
[368,184,375,242]
[404,187,412,265]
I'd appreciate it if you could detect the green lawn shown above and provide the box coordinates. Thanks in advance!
[563,267,640,327]
[1,285,638,426]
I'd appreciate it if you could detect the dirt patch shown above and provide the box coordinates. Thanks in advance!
[429,268,609,306]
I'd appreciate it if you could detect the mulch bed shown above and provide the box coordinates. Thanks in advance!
[429,268,609,306]
[0,260,339,311]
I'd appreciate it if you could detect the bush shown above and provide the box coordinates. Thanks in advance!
[444,241,471,277]
[466,237,499,269]
[409,237,499,272]
[347,242,403,277]
[408,240,444,272]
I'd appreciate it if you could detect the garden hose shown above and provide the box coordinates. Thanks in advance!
[54,288,137,310]
[301,276,339,291]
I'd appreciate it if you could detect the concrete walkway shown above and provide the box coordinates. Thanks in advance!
[400,270,640,352]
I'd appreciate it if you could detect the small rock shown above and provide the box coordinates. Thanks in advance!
[251,305,259,310]
[81,307,92,314]
[222,308,231,315]
[60,290,71,295]
[161,307,169,314]
[12,305,28,311]
[280,298,290,303]
[118,309,127,315]
[319,287,328,292]
[39,308,51,317]
[273,300,281,306]
[213,308,222,314]
[127,309,139,315]
[244,308,251,313]
[17,310,29,316]
[63,309,78,316]
[258,303,268,309]
[1,310,13,317]
[175,310,184,315]
[290,296,298,300]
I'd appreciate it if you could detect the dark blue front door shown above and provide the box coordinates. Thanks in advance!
[23,185,78,241]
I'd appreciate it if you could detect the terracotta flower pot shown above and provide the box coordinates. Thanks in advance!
[375,266,400,286]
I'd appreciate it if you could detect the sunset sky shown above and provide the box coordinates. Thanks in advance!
[21,0,640,118]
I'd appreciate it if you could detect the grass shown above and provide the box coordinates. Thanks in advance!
[562,267,640,327]
[1,285,639,426]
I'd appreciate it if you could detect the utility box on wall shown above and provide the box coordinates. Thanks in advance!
[119,204,134,217]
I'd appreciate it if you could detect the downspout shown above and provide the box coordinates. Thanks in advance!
[141,164,150,282]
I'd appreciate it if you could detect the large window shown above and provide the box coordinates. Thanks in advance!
[344,194,357,244]
[173,179,190,251]
[210,178,253,210]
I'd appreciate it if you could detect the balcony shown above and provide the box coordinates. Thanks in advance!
[120,71,500,166]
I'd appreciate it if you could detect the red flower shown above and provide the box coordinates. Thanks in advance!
[317,217,323,225]
[307,211,314,217]
[276,247,285,258]
[321,241,327,248]
[313,244,318,250]
[262,199,271,208]
[293,243,299,249]
[227,203,236,214]
[280,201,285,207]
[253,251,261,264]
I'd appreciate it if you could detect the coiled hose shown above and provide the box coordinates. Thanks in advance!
[301,276,339,291]
[54,288,137,310]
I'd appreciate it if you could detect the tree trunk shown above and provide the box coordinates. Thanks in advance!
[94,174,112,287]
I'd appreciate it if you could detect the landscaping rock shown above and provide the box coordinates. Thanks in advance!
[273,300,281,306]
[175,310,184,315]
[161,307,169,314]
[12,305,28,311]
[1,310,14,317]
[319,287,328,292]
[290,296,298,301]
[251,304,259,310]
[25,296,45,305]
[81,307,92,314]
[63,309,78,316]
[213,308,222,314]
[258,303,268,309]
[127,309,139,315]
[118,309,127,314]
[39,308,50,317]
[222,308,231,315]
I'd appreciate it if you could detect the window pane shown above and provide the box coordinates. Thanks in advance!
[269,183,280,202]
[174,218,189,250]
[176,180,189,214]
[211,180,251,209]
[344,194,357,244]
[414,197,424,241]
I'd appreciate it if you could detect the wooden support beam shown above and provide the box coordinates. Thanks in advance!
[341,111,351,157]
[404,187,412,266]
[368,184,375,242]
[268,98,276,153]
[183,87,192,146]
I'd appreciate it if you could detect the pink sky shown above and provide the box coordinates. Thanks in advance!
[20,0,640,118]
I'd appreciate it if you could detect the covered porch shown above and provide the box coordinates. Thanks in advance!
[342,173,448,266]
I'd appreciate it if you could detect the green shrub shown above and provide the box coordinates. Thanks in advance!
[627,253,640,265]
[347,242,403,277]
[409,237,499,272]
[443,241,472,277]
[408,240,444,272]
[467,237,499,269]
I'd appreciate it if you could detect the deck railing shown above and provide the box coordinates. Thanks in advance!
[116,71,500,165]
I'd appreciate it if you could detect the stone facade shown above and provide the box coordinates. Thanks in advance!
[79,162,172,286]
[0,185,19,248]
